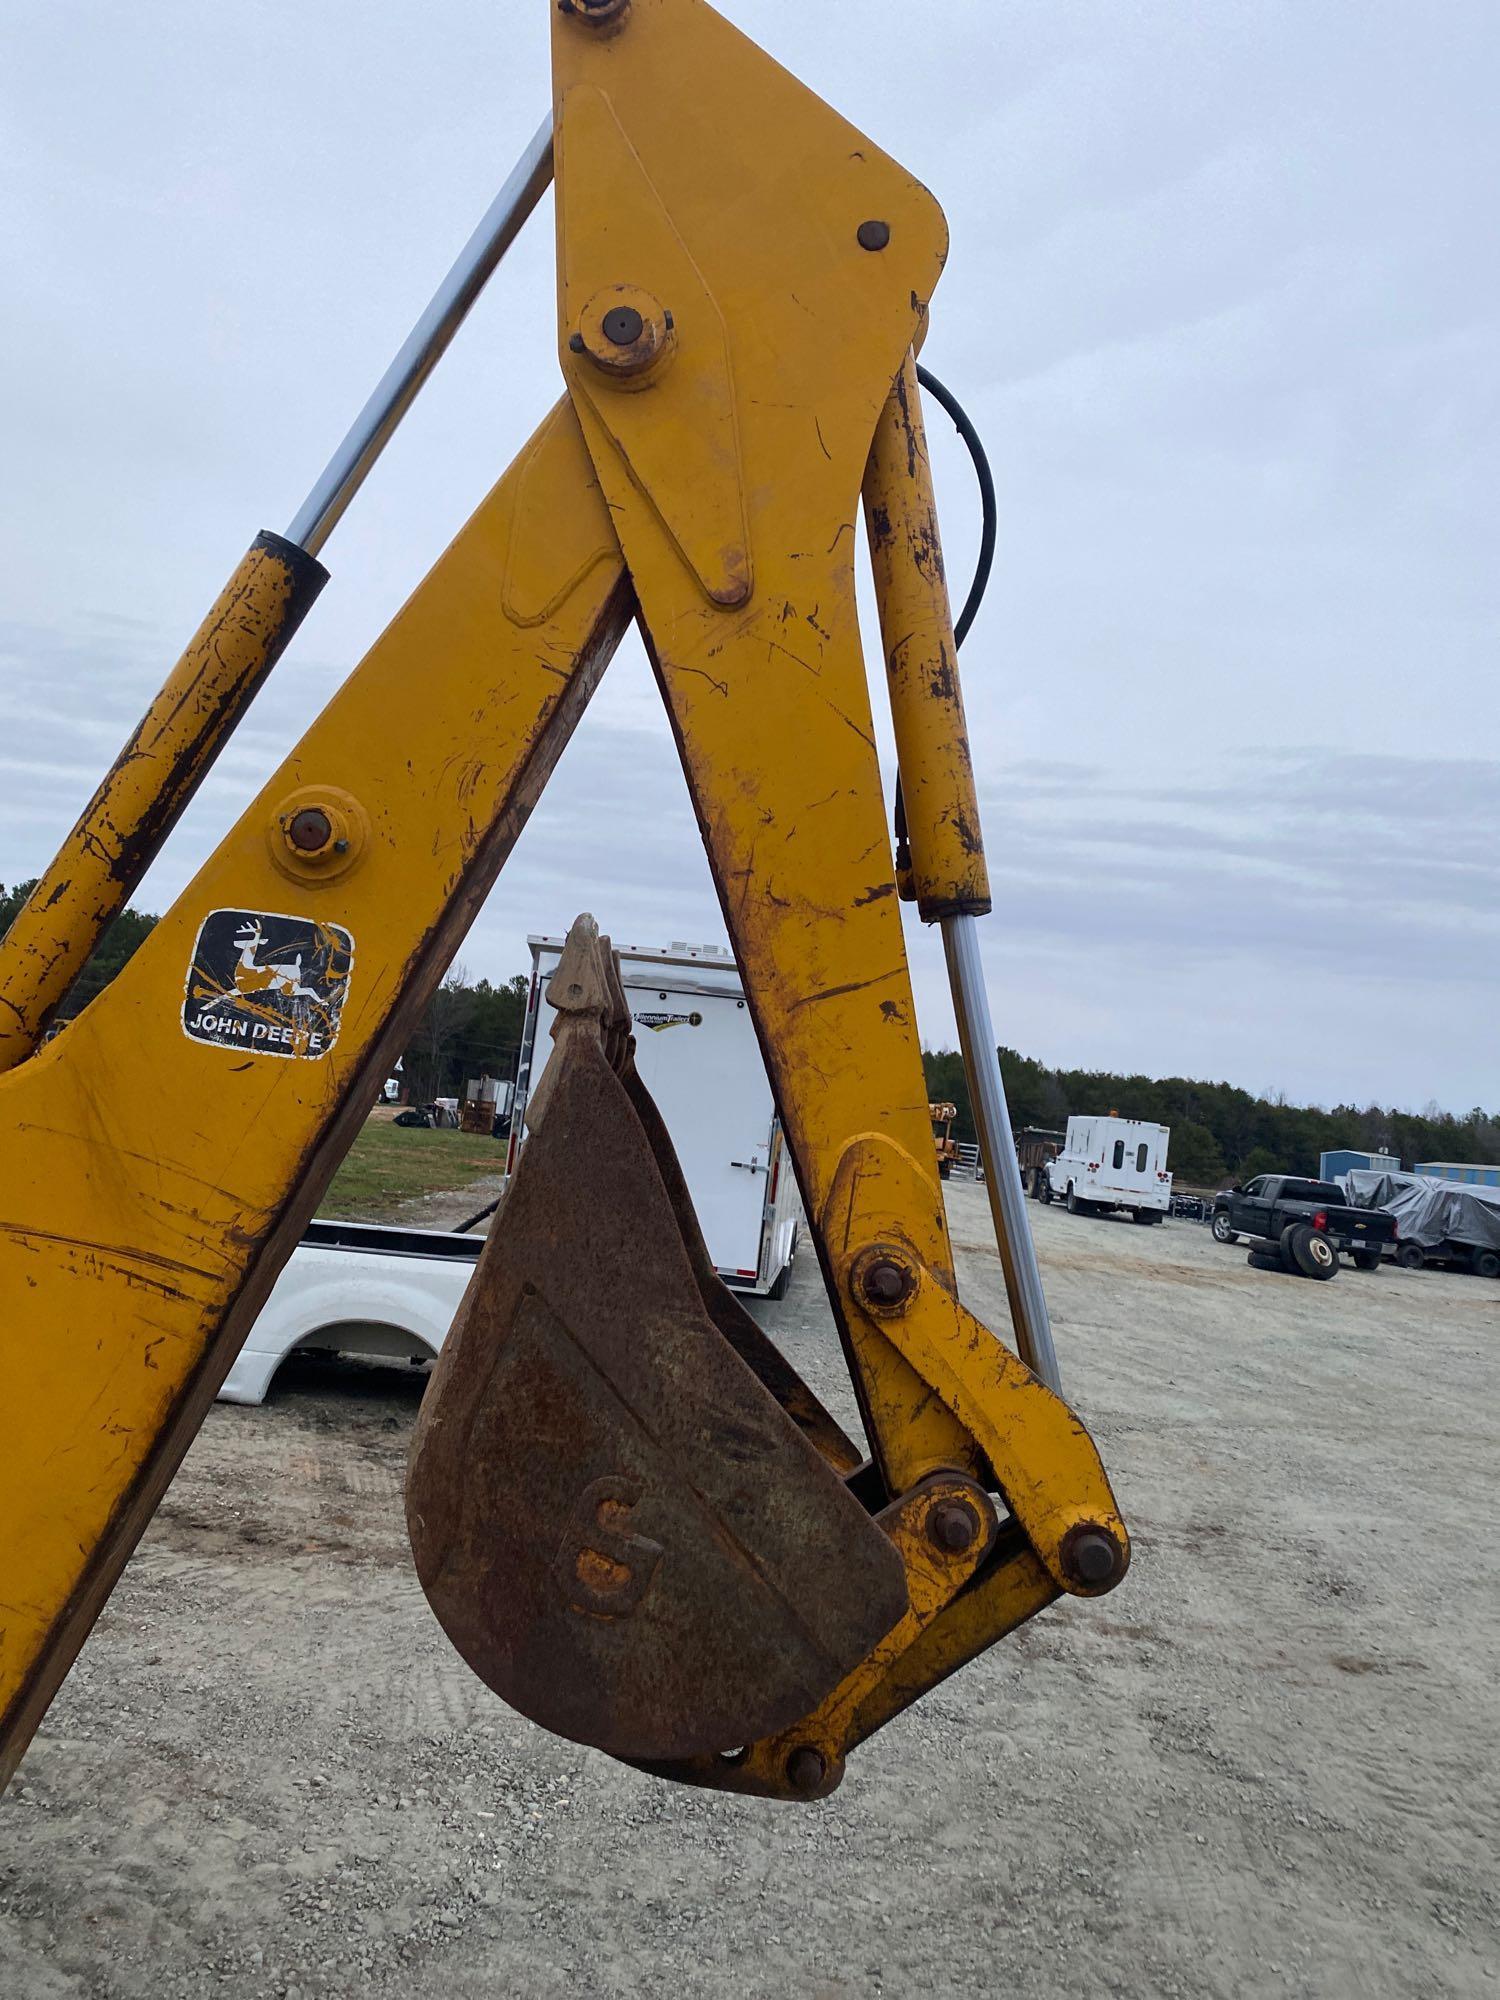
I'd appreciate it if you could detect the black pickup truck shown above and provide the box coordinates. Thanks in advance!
[1210,1175,1397,1279]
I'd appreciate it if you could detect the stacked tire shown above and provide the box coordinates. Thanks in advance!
[1247,1223,1338,1280]
[1283,1223,1338,1279]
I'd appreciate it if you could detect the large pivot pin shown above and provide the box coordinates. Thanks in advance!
[569,284,675,382]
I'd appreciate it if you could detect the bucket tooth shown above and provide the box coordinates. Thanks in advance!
[406,916,906,1763]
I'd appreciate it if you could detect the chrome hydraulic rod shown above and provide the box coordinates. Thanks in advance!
[285,113,555,556]
[863,356,1062,1392]
[942,914,1061,1392]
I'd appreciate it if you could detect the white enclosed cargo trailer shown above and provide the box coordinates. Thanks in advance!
[508,936,800,1296]
[1041,1114,1171,1223]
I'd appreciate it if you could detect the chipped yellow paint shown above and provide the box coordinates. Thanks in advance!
[846,1534,1058,1754]
[0,406,630,1783]
[553,0,987,1485]
[558,81,750,607]
[822,1134,1129,1587]
[863,351,991,921]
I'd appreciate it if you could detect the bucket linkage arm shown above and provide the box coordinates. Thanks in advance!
[409,0,1127,1799]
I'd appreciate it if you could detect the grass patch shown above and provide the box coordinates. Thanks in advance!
[320,1119,505,1220]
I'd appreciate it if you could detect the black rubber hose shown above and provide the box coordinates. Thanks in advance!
[913,362,997,650]
[890,364,998,864]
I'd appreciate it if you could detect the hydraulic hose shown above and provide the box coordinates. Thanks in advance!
[913,362,997,648]
[889,364,998,873]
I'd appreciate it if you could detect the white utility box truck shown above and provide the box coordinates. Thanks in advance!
[1041,1115,1172,1224]
[510,935,800,1296]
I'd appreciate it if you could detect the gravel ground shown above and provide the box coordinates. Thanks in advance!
[2,1185,1496,1998]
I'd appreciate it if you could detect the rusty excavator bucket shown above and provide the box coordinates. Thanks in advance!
[406,916,909,1765]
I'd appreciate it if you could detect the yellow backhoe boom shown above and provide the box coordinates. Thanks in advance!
[0,0,1127,1802]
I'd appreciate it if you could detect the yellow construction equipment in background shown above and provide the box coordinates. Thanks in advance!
[930,1102,962,1180]
[0,0,1127,1802]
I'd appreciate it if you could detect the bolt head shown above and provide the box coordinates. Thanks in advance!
[786,1746,826,1795]
[286,807,333,854]
[1067,1528,1122,1588]
[602,304,645,346]
[568,331,586,353]
[856,219,891,252]
[929,1500,979,1554]
[862,1258,909,1306]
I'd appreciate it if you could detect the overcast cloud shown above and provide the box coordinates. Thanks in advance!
[2,0,1495,1110]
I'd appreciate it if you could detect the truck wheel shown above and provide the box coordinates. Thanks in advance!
[1472,1248,1500,1280]
[1396,1243,1425,1270]
[1130,1209,1154,1225]
[1285,1223,1338,1279]
[1066,1188,1085,1216]
[1352,1248,1382,1272]
[1038,1178,1052,1204]
[1211,1212,1238,1245]
[1246,1248,1282,1272]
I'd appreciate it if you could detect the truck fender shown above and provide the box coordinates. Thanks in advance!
[217,1255,472,1406]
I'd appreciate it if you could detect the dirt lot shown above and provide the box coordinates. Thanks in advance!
[2,1186,1496,1998]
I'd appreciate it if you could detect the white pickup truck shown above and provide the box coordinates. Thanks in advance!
[218,1218,483,1405]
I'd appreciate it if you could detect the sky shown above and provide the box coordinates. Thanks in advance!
[1,0,1495,1113]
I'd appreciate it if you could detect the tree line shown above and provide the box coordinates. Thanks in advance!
[8,879,1494,1185]
[923,1047,1500,1189]
[398,965,530,1106]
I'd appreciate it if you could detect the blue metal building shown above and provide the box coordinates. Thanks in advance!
[1320,1149,1399,1179]
[1413,1161,1500,1188]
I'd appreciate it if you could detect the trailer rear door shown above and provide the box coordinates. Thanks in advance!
[628,985,770,1279]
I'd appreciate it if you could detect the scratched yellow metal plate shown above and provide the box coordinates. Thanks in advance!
[0,408,629,1776]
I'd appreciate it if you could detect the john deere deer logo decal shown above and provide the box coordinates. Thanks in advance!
[230,917,326,1004]
[182,908,354,1060]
